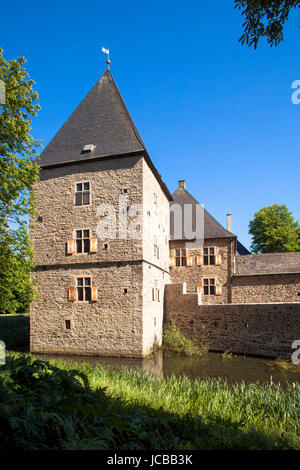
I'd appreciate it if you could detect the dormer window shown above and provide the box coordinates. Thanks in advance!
[81,144,96,154]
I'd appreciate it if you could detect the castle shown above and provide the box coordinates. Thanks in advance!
[30,67,300,358]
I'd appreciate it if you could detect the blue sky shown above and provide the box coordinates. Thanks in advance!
[1,0,300,249]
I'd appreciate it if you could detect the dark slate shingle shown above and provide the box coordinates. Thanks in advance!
[170,185,235,240]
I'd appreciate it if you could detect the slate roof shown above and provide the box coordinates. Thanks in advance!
[235,252,300,275]
[237,240,250,255]
[170,185,236,240]
[37,68,172,200]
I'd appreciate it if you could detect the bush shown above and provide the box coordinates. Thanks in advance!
[0,314,29,350]
[163,323,207,356]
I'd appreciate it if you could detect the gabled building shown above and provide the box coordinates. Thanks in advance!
[30,67,300,358]
[30,69,171,357]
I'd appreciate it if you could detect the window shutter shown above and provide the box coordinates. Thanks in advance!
[91,286,98,302]
[216,285,222,296]
[216,254,222,266]
[68,287,77,302]
[67,240,74,255]
[90,237,97,253]
[196,255,203,266]
[187,256,193,267]
[197,285,202,294]
[169,257,175,267]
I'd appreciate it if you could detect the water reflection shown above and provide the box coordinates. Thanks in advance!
[34,351,300,386]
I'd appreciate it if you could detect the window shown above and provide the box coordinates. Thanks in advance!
[203,278,216,295]
[152,281,160,301]
[175,249,187,267]
[154,235,159,259]
[152,287,160,301]
[76,277,91,301]
[154,193,158,215]
[75,229,90,253]
[65,320,71,330]
[204,247,216,265]
[75,182,90,206]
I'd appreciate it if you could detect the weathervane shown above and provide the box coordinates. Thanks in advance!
[101,47,110,69]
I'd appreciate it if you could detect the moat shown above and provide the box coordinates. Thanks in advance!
[34,351,300,386]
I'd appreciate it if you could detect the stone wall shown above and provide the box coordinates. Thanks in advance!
[31,262,144,356]
[30,156,144,267]
[164,284,300,358]
[232,274,300,304]
[30,155,171,357]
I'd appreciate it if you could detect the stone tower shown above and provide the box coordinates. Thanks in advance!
[30,68,171,357]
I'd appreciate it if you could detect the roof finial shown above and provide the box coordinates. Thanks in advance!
[101,47,110,69]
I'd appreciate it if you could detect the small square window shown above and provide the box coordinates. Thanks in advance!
[124,288,128,294]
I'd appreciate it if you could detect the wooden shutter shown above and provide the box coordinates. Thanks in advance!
[216,254,222,266]
[91,286,98,302]
[169,257,175,267]
[68,287,77,302]
[187,256,193,267]
[197,286,202,294]
[216,285,222,296]
[67,240,74,255]
[90,237,97,253]
[196,255,203,266]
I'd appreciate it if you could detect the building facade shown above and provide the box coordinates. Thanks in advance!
[30,68,300,358]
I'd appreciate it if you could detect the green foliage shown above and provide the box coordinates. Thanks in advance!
[0,314,29,349]
[235,0,300,48]
[163,323,207,356]
[0,353,299,450]
[249,204,300,253]
[0,48,41,314]
[267,358,300,373]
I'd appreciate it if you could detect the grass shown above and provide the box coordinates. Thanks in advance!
[0,314,29,350]
[163,323,207,356]
[1,351,298,450]
[267,358,300,373]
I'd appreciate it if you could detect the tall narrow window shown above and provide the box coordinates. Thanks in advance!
[75,230,90,253]
[203,247,216,265]
[154,193,158,216]
[75,182,90,206]
[76,277,91,301]
[175,249,187,267]
[203,278,216,295]
[154,235,159,258]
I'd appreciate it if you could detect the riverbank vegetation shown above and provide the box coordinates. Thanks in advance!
[0,352,299,450]
[162,323,207,356]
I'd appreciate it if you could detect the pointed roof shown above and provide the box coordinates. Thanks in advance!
[170,181,236,240]
[38,69,146,167]
[37,69,172,200]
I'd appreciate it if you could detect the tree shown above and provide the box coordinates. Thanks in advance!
[249,204,300,253]
[235,0,300,48]
[0,48,40,313]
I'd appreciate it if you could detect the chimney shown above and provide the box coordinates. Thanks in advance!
[178,180,186,189]
[226,212,232,232]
